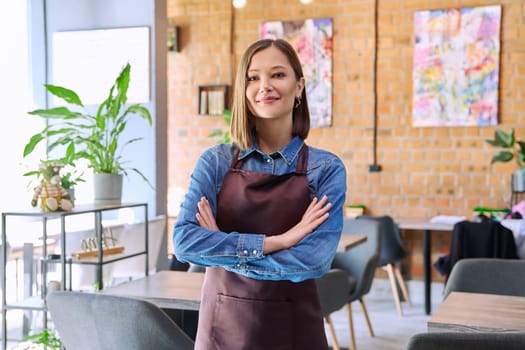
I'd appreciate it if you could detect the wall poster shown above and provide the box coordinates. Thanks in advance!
[261,18,333,128]
[412,5,501,127]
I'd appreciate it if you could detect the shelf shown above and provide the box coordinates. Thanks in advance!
[44,250,148,265]
[5,296,46,311]
[2,203,149,349]
[198,84,229,115]
[72,245,125,259]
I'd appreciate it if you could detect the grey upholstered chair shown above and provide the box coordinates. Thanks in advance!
[405,331,525,350]
[47,291,194,350]
[316,268,351,350]
[357,215,412,316]
[330,218,381,350]
[443,258,525,299]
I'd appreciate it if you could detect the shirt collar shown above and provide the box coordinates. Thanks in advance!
[238,133,305,166]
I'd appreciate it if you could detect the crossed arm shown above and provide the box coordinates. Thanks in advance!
[195,195,332,254]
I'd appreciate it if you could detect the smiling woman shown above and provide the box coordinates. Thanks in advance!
[173,38,347,350]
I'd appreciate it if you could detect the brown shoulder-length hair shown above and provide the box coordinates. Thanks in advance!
[230,38,310,150]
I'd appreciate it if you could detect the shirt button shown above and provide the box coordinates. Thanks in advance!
[243,249,249,255]
[253,250,257,255]
[266,158,271,163]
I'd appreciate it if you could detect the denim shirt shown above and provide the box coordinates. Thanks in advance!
[173,136,347,282]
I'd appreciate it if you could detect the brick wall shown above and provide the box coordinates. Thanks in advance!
[166,0,525,279]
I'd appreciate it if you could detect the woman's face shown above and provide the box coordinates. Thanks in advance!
[245,46,304,121]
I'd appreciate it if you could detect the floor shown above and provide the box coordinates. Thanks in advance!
[2,276,445,350]
[324,278,445,350]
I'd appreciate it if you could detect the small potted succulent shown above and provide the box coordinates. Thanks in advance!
[485,128,525,192]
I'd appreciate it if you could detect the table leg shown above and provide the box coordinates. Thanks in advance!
[424,229,432,315]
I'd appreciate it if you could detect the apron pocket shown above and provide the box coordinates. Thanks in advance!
[211,294,293,350]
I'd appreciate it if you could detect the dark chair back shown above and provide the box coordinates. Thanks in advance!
[316,268,350,316]
[406,331,525,350]
[357,215,406,266]
[332,218,381,298]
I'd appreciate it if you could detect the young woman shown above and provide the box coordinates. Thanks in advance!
[173,38,347,349]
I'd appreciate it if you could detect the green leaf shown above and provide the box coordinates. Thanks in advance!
[23,170,40,177]
[491,150,514,163]
[23,133,45,157]
[495,128,514,148]
[129,167,155,189]
[517,141,525,155]
[65,142,76,163]
[116,63,131,105]
[124,104,153,126]
[45,84,84,107]
[28,107,81,119]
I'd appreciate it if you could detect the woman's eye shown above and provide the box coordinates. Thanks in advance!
[247,76,258,82]
[273,72,285,78]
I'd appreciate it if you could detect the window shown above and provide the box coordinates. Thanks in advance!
[0,0,44,212]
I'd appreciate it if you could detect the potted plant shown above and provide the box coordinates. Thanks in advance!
[485,128,525,192]
[23,63,152,204]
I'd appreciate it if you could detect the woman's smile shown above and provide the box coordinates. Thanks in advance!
[258,95,280,104]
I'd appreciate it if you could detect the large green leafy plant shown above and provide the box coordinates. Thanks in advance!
[23,63,152,185]
[485,128,525,171]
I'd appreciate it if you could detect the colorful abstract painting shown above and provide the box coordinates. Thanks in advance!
[261,18,333,128]
[412,5,501,127]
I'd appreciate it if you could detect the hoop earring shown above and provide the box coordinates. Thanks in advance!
[294,97,301,109]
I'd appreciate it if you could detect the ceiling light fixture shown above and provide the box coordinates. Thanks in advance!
[233,0,247,8]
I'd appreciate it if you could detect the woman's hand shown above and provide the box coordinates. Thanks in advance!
[264,195,332,254]
[196,197,219,231]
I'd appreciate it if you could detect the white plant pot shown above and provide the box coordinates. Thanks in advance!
[512,169,525,192]
[94,173,123,205]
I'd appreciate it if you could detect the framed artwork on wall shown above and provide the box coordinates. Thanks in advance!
[260,18,333,128]
[412,5,501,127]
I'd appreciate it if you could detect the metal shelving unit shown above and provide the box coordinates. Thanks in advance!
[1,203,148,349]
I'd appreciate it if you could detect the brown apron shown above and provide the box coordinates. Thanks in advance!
[195,145,328,350]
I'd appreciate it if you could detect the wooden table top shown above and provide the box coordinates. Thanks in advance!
[102,270,204,310]
[337,234,366,252]
[428,291,525,333]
